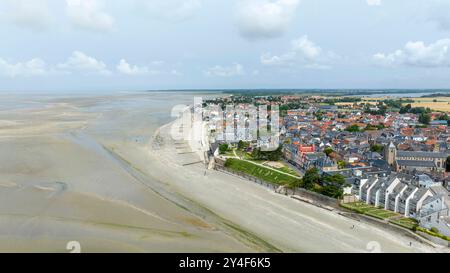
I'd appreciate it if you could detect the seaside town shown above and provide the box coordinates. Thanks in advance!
[202,94,450,246]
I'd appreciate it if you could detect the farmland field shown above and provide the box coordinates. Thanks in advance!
[410,97,450,112]
[357,97,450,112]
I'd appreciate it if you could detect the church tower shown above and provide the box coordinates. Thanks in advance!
[385,142,397,166]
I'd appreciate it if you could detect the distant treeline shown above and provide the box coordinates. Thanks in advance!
[225,89,450,97]
[323,97,362,104]
[421,93,450,98]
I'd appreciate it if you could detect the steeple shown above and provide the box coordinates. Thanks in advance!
[389,142,396,149]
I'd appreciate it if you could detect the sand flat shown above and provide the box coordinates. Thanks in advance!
[0,93,253,253]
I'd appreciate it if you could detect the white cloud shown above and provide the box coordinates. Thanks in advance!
[0,53,185,78]
[117,59,152,75]
[0,58,48,77]
[58,51,111,75]
[135,0,202,22]
[0,52,113,77]
[366,0,381,6]
[236,0,301,40]
[291,36,322,59]
[204,63,245,77]
[261,35,336,69]
[117,59,182,76]
[66,0,114,32]
[373,39,450,67]
[7,0,52,30]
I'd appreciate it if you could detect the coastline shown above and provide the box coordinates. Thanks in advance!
[0,91,447,253]
[135,115,446,253]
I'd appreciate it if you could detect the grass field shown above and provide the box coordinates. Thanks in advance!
[389,217,419,230]
[341,202,422,230]
[340,202,399,220]
[265,163,300,176]
[225,158,301,186]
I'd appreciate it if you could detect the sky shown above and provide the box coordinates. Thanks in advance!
[1,0,450,92]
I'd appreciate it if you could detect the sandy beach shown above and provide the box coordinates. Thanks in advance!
[0,91,447,253]
[0,92,252,253]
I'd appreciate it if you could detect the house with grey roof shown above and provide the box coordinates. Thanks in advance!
[396,160,437,173]
[387,182,408,213]
[419,194,450,237]
[417,174,442,188]
[385,143,449,174]
[360,174,402,209]
[359,173,446,218]
[396,151,449,172]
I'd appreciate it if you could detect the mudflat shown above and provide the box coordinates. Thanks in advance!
[0,92,252,253]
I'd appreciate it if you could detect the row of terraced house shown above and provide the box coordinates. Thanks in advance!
[358,173,450,236]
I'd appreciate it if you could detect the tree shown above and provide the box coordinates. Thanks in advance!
[419,113,431,125]
[320,174,347,199]
[322,174,346,185]
[439,114,449,121]
[364,124,377,131]
[238,140,244,150]
[324,147,334,157]
[315,111,323,121]
[446,156,450,172]
[337,160,346,169]
[371,144,384,153]
[219,143,229,154]
[238,140,249,150]
[266,146,283,161]
[251,148,261,159]
[399,104,412,114]
[364,124,385,131]
[279,105,289,117]
[345,124,360,132]
[288,178,304,190]
[303,168,320,190]
[430,227,440,233]
[251,145,283,161]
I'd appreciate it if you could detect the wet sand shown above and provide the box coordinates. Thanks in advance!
[0,92,254,253]
[0,92,447,253]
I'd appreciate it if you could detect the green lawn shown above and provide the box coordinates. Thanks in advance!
[341,203,433,231]
[225,158,301,186]
[389,218,419,230]
[233,149,299,176]
[341,202,400,220]
[274,165,300,176]
[223,150,235,157]
[366,210,398,220]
